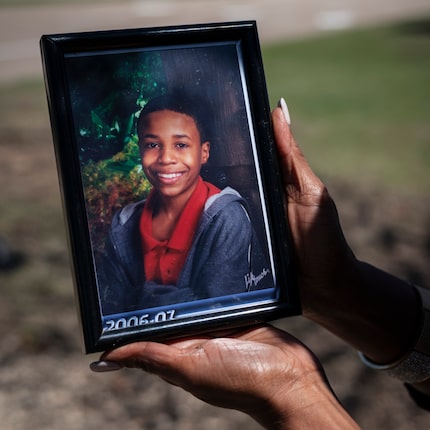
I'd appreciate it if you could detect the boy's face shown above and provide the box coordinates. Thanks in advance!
[138,109,210,201]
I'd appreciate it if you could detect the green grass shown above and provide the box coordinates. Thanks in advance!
[262,20,430,192]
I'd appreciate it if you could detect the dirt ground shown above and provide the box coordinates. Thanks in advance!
[0,78,429,430]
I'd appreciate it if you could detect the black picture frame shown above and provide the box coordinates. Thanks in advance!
[40,21,299,353]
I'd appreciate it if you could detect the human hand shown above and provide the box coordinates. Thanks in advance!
[273,101,424,369]
[272,103,357,319]
[91,325,357,429]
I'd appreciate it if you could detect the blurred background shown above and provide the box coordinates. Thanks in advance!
[0,1,429,429]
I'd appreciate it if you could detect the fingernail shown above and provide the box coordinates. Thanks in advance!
[278,98,291,125]
[90,360,122,372]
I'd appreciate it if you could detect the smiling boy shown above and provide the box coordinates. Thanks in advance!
[98,93,274,315]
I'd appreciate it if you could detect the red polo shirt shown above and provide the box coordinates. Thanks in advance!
[140,177,220,285]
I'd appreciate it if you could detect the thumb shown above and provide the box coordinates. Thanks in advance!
[89,342,180,380]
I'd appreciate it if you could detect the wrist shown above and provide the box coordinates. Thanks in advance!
[303,258,421,365]
[301,248,360,322]
[256,371,359,430]
[244,345,359,430]
[359,285,430,385]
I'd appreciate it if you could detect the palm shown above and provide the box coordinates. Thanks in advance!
[102,325,319,413]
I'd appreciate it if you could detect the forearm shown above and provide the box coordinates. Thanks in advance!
[304,259,420,363]
[304,258,430,394]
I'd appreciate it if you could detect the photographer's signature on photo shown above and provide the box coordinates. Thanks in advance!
[244,268,270,291]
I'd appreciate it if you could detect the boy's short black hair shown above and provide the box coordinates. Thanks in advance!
[137,91,210,143]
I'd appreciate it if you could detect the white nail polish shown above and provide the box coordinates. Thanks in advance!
[278,97,291,125]
[90,360,122,372]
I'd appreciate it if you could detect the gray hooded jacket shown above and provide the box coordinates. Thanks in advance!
[97,187,274,315]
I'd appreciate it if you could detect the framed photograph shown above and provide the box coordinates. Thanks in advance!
[40,21,299,353]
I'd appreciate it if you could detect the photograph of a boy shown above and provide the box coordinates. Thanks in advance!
[98,92,275,315]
